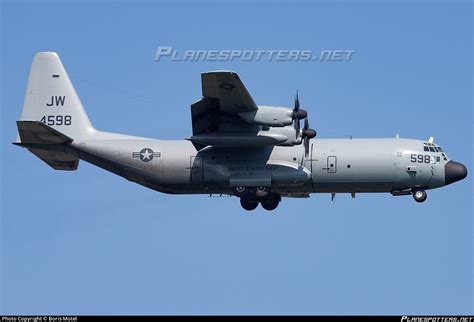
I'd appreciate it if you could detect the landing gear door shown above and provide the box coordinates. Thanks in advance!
[327,156,337,173]
[190,156,203,182]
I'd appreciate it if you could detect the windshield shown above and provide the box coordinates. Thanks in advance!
[423,142,448,161]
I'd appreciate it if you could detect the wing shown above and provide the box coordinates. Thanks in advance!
[189,71,295,151]
[191,71,260,138]
[201,71,257,113]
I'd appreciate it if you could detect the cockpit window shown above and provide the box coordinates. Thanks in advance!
[423,142,444,153]
[428,156,442,164]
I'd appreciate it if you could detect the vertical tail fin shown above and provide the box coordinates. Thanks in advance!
[18,52,94,141]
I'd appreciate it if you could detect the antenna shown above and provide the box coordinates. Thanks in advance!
[428,137,434,143]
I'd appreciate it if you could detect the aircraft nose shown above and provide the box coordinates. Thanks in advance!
[445,161,468,185]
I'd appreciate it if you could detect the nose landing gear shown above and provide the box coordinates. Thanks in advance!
[412,189,427,203]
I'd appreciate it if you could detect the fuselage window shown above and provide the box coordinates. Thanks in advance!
[429,147,435,152]
[424,146,429,152]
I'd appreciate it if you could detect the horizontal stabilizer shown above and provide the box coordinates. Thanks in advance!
[14,121,79,170]
[16,121,73,145]
[27,148,79,170]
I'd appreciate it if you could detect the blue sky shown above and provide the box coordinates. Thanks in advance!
[1,0,472,315]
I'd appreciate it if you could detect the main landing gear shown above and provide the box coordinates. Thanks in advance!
[412,189,427,203]
[233,186,281,211]
[240,198,259,211]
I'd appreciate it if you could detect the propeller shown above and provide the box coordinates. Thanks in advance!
[292,91,307,138]
[302,117,317,157]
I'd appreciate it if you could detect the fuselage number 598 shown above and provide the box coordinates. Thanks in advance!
[411,154,430,163]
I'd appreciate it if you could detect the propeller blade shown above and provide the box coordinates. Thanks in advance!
[293,91,300,139]
[295,118,300,139]
[294,91,300,111]
[302,117,316,157]
[304,136,310,157]
[292,92,308,139]
[292,92,307,119]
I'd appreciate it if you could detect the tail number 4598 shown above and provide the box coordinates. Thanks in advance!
[40,115,72,126]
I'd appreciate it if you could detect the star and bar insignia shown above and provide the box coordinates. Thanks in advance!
[219,82,235,91]
[132,148,161,162]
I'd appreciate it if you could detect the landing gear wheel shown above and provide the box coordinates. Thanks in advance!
[261,200,279,211]
[261,195,280,211]
[255,186,269,197]
[412,189,427,203]
[240,198,259,211]
[233,186,249,198]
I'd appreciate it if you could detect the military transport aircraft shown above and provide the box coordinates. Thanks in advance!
[15,52,467,211]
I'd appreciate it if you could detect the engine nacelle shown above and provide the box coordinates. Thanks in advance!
[189,127,302,148]
[239,105,294,127]
[263,127,302,146]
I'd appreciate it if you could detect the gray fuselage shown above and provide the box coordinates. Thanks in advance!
[70,134,450,197]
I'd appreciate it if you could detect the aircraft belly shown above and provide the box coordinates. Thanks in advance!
[203,160,310,186]
[201,157,310,187]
